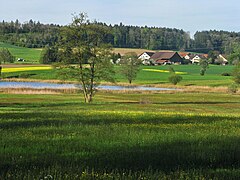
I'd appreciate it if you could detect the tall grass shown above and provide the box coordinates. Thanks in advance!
[0,92,240,178]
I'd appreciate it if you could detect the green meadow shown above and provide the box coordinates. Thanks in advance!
[0,42,235,87]
[0,42,42,63]
[0,45,239,179]
[2,64,235,87]
[0,92,240,179]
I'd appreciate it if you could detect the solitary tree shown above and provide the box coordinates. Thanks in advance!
[168,66,182,85]
[199,59,209,76]
[58,13,115,103]
[120,52,141,84]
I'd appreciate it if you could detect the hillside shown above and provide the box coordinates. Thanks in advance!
[0,42,42,63]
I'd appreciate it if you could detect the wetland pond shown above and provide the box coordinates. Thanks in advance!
[0,81,179,91]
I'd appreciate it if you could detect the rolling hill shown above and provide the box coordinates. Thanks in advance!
[0,42,42,63]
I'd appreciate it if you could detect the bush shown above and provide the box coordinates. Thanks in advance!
[221,72,232,76]
[168,74,183,85]
[228,83,238,94]
[19,73,31,78]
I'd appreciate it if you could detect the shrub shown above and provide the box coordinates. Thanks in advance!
[221,72,231,76]
[19,73,31,78]
[199,59,209,76]
[228,83,238,94]
[168,74,183,85]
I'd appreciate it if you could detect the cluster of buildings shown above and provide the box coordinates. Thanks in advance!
[138,51,228,65]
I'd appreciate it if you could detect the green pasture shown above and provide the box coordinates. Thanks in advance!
[0,42,42,63]
[2,64,235,87]
[0,42,235,86]
[0,92,240,179]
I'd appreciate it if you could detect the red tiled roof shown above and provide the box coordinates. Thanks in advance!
[178,52,190,57]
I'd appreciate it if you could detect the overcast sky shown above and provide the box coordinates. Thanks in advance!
[1,0,240,36]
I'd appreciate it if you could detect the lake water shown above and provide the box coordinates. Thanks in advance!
[0,81,178,91]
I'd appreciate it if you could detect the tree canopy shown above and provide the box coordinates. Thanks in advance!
[0,48,15,63]
[120,52,141,84]
[58,13,115,103]
[2,19,240,55]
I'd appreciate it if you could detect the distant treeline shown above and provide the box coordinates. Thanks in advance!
[0,20,60,48]
[1,20,240,54]
[193,30,240,54]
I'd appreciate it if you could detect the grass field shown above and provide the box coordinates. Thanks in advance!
[1,42,239,179]
[0,43,235,87]
[2,64,235,87]
[0,42,42,63]
[0,92,240,179]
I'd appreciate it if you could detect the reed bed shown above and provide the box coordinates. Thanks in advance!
[0,87,79,94]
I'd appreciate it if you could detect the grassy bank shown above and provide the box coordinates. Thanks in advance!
[0,92,240,179]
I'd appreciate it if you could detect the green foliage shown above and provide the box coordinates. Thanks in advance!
[228,83,238,94]
[0,19,191,52]
[221,72,231,76]
[0,48,15,78]
[58,13,115,103]
[208,50,220,64]
[2,20,240,55]
[110,52,121,64]
[167,66,182,85]
[194,30,240,54]
[40,46,59,64]
[120,52,141,84]
[0,48,15,63]
[0,20,59,48]
[168,74,183,85]
[232,63,240,84]
[229,45,240,65]
[199,59,209,76]
[18,72,31,78]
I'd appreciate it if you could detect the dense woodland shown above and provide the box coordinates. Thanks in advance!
[1,20,240,54]
[0,20,60,48]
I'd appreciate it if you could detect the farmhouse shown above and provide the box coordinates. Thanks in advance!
[190,54,207,64]
[217,54,228,65]
[150,52,183,65]
[138,52,155,65]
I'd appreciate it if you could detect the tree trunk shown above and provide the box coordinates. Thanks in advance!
[84,93,93,103]
[79,63,91,103]
[0,66,2,79]
[87,62,95,103]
